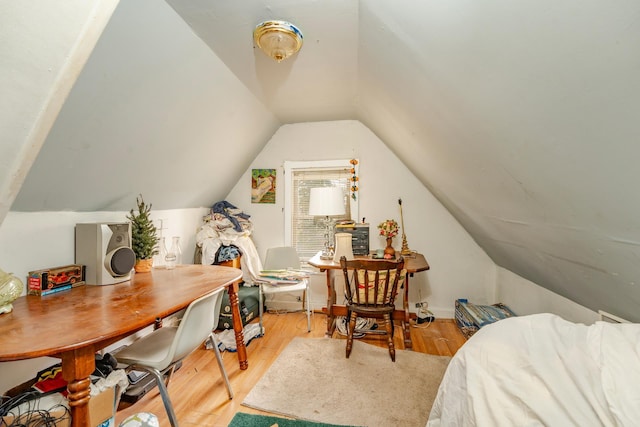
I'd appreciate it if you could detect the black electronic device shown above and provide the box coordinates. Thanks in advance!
[335,223,370,256]
[126,369,147,385]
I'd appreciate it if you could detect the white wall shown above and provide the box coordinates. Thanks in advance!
[0,206,206,393]
[0,208,208,282]
[496,267,598,325]
[226,120,497,318]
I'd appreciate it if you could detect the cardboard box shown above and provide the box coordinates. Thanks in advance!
[1,385,116,427]
[455,298,516,339]
[28,264,86,296]
[90,386,117,427]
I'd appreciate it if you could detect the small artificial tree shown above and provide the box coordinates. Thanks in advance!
[127,194,159,262]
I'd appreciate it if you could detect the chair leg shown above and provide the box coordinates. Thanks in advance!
[207,333,234,399]
[384,314,396,362]
[346,311,356,358]
[163,364,177,388]
[258,284,265,335]
[304,286,311,332]
[145,367,179,427]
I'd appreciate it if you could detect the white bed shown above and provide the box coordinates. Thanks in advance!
[427,313,640,427]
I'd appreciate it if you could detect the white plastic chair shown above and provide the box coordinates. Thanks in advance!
[259,247,311,333]
[114,288,232,427]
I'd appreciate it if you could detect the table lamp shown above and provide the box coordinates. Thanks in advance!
[309,187,345,259]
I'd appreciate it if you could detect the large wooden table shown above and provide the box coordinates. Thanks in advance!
[308,252,430,350]
[0,264,244,427]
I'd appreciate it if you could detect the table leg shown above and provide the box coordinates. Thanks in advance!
[227,280,248,370]
[60,347,95,427]
[324,269,337,337]
[402,273,413,350]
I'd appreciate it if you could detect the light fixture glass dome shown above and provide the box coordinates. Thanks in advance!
[254,20,303,62]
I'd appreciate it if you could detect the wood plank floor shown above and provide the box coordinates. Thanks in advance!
[115,312,467,426]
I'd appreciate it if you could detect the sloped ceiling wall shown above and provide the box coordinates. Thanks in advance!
[11,0,279,212]
[0,0,119,221]
[356,1,640,321]
[6,1,640,320]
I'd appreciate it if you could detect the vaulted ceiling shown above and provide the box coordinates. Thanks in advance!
[3,0,640,321]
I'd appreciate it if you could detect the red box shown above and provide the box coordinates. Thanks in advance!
[28,264,86,296]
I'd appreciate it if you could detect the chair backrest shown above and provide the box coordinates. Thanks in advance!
[263,247,301,270]
[340,256,405,308]
[168,287,225,364]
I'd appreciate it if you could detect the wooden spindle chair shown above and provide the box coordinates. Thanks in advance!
[340,256,405,361]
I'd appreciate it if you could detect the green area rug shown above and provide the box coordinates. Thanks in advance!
[229,412,362,427]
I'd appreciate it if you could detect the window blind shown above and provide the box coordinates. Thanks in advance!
[292,168,351,258]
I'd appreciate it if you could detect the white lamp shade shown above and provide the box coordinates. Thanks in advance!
[308,187,345,216]
[334,233,354,262]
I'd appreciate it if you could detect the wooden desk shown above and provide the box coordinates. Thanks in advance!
[308,252,430,350]
[0,264,244,427]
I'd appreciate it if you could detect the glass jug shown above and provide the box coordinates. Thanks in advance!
[165,236,182,269]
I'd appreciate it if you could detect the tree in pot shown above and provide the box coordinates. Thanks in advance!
[127,194,159,273]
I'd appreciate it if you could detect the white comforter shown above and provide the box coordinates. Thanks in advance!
[427,313,640,427]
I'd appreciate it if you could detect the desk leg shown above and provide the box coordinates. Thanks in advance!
[324,269,337,337]
[61,347,95,427]
[228,280,248,370]
[402,273,413,350]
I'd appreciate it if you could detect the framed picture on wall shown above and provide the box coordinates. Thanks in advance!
[251,169,276,204]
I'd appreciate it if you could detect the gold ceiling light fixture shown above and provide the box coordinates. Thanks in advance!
[253,20,303,62]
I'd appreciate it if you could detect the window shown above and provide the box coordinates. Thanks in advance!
[284,160,358,259]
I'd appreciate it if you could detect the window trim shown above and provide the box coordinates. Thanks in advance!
[284,159,359,251]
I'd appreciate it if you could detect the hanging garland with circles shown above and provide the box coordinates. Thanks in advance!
[350,159,359,201]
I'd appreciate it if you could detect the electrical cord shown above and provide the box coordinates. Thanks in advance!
[1,391,41,418]
[411,317,434,329]
[1,360,79,426]
[1,393,70,427]
[412,300,435,328]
